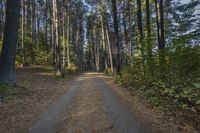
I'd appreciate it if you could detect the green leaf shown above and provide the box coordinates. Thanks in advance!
[196,99,200,105]
[193,83,200,89]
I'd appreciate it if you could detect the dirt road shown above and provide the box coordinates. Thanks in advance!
[28,73,151,133]
[1,68,192,133]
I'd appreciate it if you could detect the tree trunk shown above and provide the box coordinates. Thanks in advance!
[21,0,26,65]
[52,0,62,74]
[30,0,36,64]
[122,11,129,65]
[155,0,161,49]
[105,23,114,74]
[0,0,5,41]
[137,0,143,51]
[36,5,39,49]
[155,0,165,66]
[159,0,165,74]
[159,0,165,50]
[146,0,153,76]
[0,0,21,85]
[111,0,120,74]
[67,0,70,67]
[127,0,133,58]
[44,0,48,53]
[137,0,145,79]
[62,12,66,68]
[100,13,108,70]
[91,28,96,71]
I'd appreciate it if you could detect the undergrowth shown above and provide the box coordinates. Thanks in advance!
[116,45,200,130]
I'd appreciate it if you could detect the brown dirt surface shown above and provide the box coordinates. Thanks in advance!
[0,66,78,133]
[0,70,198,133]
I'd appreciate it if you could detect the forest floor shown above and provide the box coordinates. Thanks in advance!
[0,66,198,133]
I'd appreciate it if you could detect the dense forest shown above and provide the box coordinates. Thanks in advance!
[0,0,200,132]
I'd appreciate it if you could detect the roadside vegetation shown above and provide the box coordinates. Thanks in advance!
[116,45,200,130]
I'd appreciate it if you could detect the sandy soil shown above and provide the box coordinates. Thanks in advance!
[0,68,198,133]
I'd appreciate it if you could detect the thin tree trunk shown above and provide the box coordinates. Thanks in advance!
[122,11,129,65]
[52,0,62,74]
[155,0,161,49]
[146,0,153,76]
[100,13,108,70]
[93,27,99,71]
[91,28,96,71]
[158,0,165,72]
[45,0,48,53]
[36,5,39,49]
[105,24,114,74]
[30,0,35,64]
[127,0,133,58]
[75,28,79,69]
[137,0,145,80]
[137,0,143,51]
[62,12,66,68]
[159,0,165,50]
[67,0,70,67]
[21,0,26,65]
[0,0,4,41]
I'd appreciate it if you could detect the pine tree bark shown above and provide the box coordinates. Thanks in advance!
[127,0,133,58]
[91,27,96,71]
[44,0,48,53]
[52,0,62,74]
[122,11,129,65]
[137,0,145,78]
[100,13,108,70]
[155,0,161,49]
[0,0,21,85]
[137,0,143,51]
[146,0,153,75]
[111,0,120,74]
[21,0,26,66]
[30,0,36,64]
[159,0,165,50]
[0,0,4,41]
[155,0,165,66]
[105,24,114,74]
[67,0,70,67]
[62,12,66,68]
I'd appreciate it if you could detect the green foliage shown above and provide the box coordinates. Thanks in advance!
[166,45,200,79]
[66,63,78,73]
[104,68,113,75]
[116,55,145,87]
[117,45,200,112]
[34,49,53,65]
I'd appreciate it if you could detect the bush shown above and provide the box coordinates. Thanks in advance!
[104,68,113,75]
[117,45,200,112]
[66,63,78,73]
